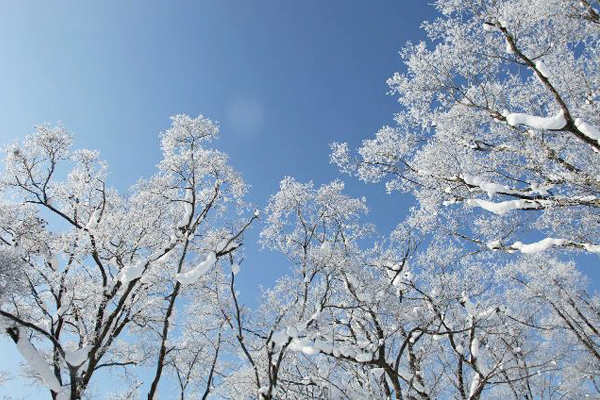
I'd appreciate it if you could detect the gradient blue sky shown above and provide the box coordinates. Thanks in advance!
[0,1,435,397]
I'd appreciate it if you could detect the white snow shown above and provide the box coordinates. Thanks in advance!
[152,249,172,264]
[258,387,269,395]
[339,344,356,358]
[471,336,480,359]
[386,260,410,287]
[288,337,309,352]
[483,22,497,32]
[181,187,194,225]
[505,39,514,54]
[50,254,60,270]
[462,174,512,198]
[313,339,333,354]
[64,345,91,367]
[397,367,426,393]
[355,352,373,362]
[469,374,481,399]
[506,110,566,130]
[301,344,317,355]
[511,238,566,254]
[86,209,101,230]
[462,291,477,317]
[478,306,499,319]
[401,269,413,285]
[44,318,53,331]
[413,381,425,393]
[56,305,67,318]
[346,274,359,290]
[271,330,289,347]
[253,209,260,217]
[467,198,539,214]
[15,327,62,392]
[286,326,299,338]
[175,252,216,284]
[330,343,354,358]
[231,263,240,275]
[296,320,308,333]
[574,118,600,142]
[534,60,551,79]
[584,243,600,253]
[409,331,420,344]
[216,238,239,253]
[309,305,322,321]
[486,240,502,250]
[397,367,412,381]
[370,367,385,378]
[529,182,551,196]
[443,199,457,206]
[119,260,146,284]
[385,261,401,279]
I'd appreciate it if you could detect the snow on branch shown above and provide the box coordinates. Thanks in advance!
[181,187,194,226]
[119,260,146,285]
[466,198,543,214]
[461,174,516,198]
[575,118,600,142]
[487,238,600,254]
[86,208,102,231]
[534,60,551,79]
[511,238,566,254]
[12,327,63,393]
[63,345,92,368]
[506,110,566,130]
[175,252,217,285]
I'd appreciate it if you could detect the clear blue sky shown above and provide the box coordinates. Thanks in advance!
[0,1,434,397]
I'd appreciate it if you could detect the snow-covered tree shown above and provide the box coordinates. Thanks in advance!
[3,1,600,399]
[332,0,600,255]
[328,0,600,398]
[0,115,256,399]
[246,178,592,399]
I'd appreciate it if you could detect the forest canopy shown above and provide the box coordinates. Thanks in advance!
[1,1,600,399]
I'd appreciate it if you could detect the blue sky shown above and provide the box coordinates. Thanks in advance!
[0,1,434,397]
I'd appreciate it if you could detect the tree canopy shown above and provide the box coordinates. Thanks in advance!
[1,1,600,399]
